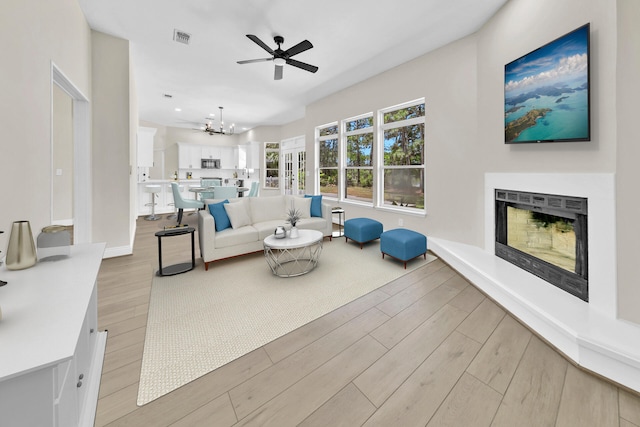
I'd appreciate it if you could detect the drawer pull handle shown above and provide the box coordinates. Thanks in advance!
[77,381,83,388]
[78,374,84,380]
[90,328,95,333]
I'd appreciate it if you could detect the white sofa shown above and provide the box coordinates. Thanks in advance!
[197,194,333,270]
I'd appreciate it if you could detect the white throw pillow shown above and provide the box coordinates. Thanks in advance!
[224,200,252,229]
[285,196,311,219]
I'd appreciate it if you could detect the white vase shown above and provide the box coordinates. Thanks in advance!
[289,226,299,239]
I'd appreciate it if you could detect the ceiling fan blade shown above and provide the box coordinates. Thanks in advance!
[246,34,274,55]
[284,40,313,57]
[274,65,283,80]
[286,58,318,73]
[237,58,273,64]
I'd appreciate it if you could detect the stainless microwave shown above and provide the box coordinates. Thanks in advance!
[201,158,220,169]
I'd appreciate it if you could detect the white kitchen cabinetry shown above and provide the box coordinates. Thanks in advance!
[219,146,234,169]
[234,146,247,169]
[0,243,107,427]
[201,146,220,159]
[246,142,260,169]
[137,127,156,167]
[178,143,202,169]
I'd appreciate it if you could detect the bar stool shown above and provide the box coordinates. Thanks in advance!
[144,184,162,221]
[166,183,184,220]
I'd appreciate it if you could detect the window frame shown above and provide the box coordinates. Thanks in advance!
[263,141,280,190]
[316,122,340,199]
[342,112,374,206]
[377,99,426,214]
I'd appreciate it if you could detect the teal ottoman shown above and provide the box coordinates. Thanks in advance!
[344,218,383,249]
[380,228,427,268]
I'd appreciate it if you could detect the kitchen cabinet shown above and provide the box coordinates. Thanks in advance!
[234,146,247,169]
[178,143,201,169]
[246,142,260,169]
[137,127,156,167]
[0,243,107,427]
[201,146,220,159]
[220,146,235,169]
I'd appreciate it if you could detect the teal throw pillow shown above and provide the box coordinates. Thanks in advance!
[208,200,231,231]
[305,194,323,217]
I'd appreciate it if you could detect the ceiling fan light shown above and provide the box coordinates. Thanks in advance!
[274,58,286,66]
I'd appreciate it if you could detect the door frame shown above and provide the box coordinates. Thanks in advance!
[51,62,92,243]
[281,136,306,195]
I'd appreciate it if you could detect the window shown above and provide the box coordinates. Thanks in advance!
[317,123,339,198]
[344,115,373,204]
[264,142,279,189]
[314,99,425,213]
[380,101,425,210]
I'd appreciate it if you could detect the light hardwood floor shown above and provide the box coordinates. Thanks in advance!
[95,214,640,426]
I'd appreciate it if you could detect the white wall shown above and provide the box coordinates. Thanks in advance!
[91,31,134,254]
[615,0,640,322]
[0,0,91,249]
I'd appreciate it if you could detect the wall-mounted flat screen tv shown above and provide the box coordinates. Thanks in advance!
[504,24,590,144]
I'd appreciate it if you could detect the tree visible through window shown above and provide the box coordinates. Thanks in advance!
[314,99,425,213]
[264,142,279,188]
[318,124,338,198]
[382,102,425,209]
[345,115,373,203]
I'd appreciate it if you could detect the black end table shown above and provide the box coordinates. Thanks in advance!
[155,227,195,276]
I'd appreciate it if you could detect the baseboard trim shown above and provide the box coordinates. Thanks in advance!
[103,245,132,258]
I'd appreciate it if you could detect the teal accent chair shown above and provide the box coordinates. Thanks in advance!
[171,182,204,225]
[247,181,260,197]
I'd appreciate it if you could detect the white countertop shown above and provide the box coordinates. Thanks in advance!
[0,242,105,381]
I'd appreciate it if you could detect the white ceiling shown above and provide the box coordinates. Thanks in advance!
[78,0,507,132]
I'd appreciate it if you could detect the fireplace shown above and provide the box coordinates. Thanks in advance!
[495,189,588,301]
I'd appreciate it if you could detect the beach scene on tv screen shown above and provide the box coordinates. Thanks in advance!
[504,25,589,143]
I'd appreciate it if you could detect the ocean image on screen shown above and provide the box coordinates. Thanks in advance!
[504,25,589,143]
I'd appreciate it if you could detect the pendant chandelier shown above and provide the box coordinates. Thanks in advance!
[204,106,234,135]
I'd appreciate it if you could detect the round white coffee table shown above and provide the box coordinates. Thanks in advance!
[263,229,323,277]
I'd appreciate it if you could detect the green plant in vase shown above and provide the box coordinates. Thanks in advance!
[286,207,302,238]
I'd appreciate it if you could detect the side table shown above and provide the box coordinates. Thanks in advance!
[155,227,195,276]
[332,208,345,237]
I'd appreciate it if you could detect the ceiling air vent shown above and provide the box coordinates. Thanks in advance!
[173,29,191,45]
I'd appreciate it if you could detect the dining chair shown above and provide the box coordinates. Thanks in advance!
[213,186,238,200]
[171,182,204,225]
[199,179,219,200]
[247,181,260,197]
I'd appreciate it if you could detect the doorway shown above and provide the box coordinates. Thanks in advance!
[281,136,306,195]
[51,63,91,243]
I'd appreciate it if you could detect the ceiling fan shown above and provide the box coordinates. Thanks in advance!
[237,34,318,80]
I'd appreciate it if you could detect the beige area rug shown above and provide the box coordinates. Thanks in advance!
[137,238,437,405]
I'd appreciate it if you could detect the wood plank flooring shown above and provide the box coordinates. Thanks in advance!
[95,215,640,426]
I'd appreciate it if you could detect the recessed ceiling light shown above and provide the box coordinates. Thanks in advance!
[209,113,215,117]
[174,108,182,112]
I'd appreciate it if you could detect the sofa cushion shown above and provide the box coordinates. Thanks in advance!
[224,199,252,229]
[208,200,231,231]
[253,220,286,240]
[304,194,323,217]
[249,196,285,224]
[214,226,259,248]
[286,196,311,219]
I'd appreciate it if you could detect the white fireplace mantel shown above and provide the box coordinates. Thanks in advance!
[429,173,640,393]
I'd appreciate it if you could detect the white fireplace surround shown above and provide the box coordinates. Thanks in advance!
[429,173,640,393]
